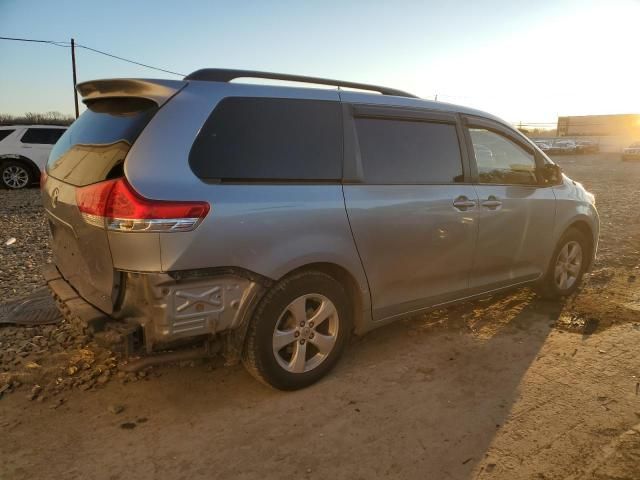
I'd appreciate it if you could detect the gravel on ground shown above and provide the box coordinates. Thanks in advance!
[0,188,50,302]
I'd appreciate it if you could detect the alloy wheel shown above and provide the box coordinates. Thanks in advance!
[2,165,29,189]
[272,294,339,373]
[554,240,583,290]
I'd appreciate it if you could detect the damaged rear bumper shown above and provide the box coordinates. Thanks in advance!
[44,264,267,356]
[117,269,265,351]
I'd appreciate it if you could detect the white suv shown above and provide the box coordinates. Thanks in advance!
[0,125,67,189]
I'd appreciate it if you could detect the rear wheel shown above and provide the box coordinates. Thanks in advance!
[1,161,33,189]
[242,271,351,390]
[537,228,589,298]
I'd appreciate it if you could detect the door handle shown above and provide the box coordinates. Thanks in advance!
[481,195,502,209]
[452,195,476,211]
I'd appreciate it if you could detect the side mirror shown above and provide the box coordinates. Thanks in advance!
[541,163,562,185]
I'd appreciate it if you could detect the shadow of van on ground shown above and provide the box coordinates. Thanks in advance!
[4,287,565,480]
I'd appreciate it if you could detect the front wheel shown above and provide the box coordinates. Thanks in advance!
[536,228,590,298]
[1,161,33,189]
[242,271,351,390]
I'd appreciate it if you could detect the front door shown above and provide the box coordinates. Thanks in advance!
[464,119,556,291]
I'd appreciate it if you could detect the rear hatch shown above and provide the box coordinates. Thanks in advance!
[42,79,185,313]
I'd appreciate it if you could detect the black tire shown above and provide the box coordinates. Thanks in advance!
[536,227,590,299]
[242,270,352,390]
[1,160,33,189]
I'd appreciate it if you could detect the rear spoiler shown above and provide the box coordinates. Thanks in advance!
[76,79,187,107]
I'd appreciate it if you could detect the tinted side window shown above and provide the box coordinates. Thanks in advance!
[355,118,463,184]
[190,97,343,181]
[0,130,15,142]
[469,128,537,185]
[48,129,65,144]
[21,128,65,144]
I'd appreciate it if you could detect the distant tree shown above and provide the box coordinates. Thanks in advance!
[0,111,74,126]
[525,128,557,138]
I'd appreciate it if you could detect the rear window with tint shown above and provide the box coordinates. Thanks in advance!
[47,98,157,186]
[189,97,343,181]
[355,118,463,184]
[0,130,14,142]
[21,128,65,144]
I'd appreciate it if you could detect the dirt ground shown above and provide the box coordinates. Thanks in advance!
[1,153,639,480]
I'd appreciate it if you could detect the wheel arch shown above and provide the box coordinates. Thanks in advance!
[0,155,41,184]
[549,215,597,271]
[564,219,596,270]
[278,262,371,335]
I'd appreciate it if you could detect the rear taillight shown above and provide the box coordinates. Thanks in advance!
[40,171,48,189]
[76,178,210,232]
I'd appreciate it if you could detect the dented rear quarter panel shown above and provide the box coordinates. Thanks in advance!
[156,184,372,327]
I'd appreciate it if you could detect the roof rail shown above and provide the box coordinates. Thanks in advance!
[184,68,418,98]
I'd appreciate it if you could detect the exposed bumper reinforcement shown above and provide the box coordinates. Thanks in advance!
[44,264,266,355]
[117,271,264,351]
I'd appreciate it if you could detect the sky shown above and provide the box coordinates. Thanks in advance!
[1,0,638,126]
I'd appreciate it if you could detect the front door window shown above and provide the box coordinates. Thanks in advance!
[469,128,538,185]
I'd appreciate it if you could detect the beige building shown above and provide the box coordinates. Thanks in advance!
[557,114,640,152]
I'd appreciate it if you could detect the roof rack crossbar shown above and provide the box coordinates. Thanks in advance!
[184,68,418,98]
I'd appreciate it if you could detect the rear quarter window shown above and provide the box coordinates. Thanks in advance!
[189,97,343,181]
[0,130,15,142]
[21,128,65,144]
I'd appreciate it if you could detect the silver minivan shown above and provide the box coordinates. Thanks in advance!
[42,70,599,389]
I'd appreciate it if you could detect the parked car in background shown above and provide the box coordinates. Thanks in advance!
[575,140,599,154]
[622,141,640,161]
[42,70,599,389]
[533,140,552,152]
[0,125,67,189]
[473,143,495,163]
[549,139,577,154]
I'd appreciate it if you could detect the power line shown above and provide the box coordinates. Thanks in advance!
[0,35,185,77]
[0,36,69,47]
[74,43,185,76]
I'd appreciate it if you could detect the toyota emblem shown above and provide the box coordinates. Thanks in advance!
[51,188,59,209]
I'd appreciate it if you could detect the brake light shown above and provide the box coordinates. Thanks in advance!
[76,178,210,232]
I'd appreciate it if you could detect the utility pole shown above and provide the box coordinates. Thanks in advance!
[71,38,79,119]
